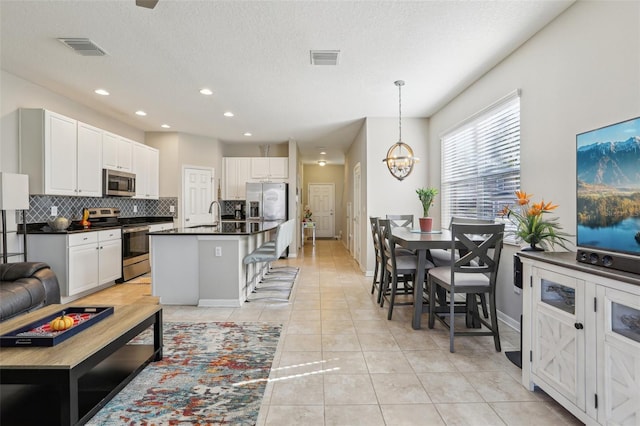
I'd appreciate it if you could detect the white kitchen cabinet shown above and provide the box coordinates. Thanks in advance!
[19,109,101,197]
[76,122,103,196]
[223,157,251,200]
[250,157,288,181]
[520,252,640,426]
[132,142,159,199]
[68,232,100,295]
[97,229,123,284]
[103,131,133,172]
[28,229,122,299]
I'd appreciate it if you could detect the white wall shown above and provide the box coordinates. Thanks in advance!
[428,0,640,324]
[344,119,367,269]
[1,70,144,173]
[364,117,430,274]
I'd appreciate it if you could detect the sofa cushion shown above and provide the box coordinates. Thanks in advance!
[0,262,61,322]
[0,278,47,321]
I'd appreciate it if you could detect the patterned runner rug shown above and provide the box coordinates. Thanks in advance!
[87,321,282,425]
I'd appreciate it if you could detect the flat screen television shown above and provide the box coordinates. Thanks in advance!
[576,116,640,275]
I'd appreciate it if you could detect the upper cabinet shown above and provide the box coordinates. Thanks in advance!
[223,157,251,200]
[76,122,103,197]
[103,132,133,172]
[250,157,288,181]
[19,109,101,197]
[132,143,159,199]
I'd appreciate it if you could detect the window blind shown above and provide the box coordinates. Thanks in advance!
[441,92,520,238]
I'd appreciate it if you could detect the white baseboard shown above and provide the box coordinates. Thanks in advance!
[497,309,521,332]
[198,299,242,308]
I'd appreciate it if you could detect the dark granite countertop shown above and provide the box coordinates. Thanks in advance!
[149,220,280,236]
[21,216,174,235]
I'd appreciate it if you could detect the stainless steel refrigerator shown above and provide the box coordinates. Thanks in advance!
[246,182,288,220]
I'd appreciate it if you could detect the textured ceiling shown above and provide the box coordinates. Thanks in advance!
[0,0,573,164]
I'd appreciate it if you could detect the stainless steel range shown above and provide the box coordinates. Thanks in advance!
[86,208,150,282]
[121,224,150,281]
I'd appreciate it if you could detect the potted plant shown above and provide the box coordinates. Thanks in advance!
[416,187,438,232]
[499,190,572,251]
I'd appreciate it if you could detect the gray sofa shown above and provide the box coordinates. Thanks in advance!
[0,262,60,322]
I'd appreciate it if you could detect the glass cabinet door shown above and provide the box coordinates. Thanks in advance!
[597,285,640,425]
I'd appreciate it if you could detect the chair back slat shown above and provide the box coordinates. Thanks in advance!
[448,216,495,230]
[370,217,382,260]
[386,214,414,229]
[378,219,396,273]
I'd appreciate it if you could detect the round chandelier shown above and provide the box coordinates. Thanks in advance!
[382,80,419,181]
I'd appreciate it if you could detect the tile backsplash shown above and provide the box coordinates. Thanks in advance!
[21,195,179,223]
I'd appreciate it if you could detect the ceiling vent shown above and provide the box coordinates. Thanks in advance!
[310,50,340,66]
[57,38,107,56]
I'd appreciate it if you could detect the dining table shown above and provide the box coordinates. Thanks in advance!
[392,227,483,330]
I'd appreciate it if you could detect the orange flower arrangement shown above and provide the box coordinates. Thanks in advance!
[500,190,572,251]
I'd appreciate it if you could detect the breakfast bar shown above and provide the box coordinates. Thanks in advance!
[148,221,280,307]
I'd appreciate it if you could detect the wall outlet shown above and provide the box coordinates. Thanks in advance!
[215,247,222,257]
[169,205,175,213]
[51,206,58,216]
[133,205,138,213]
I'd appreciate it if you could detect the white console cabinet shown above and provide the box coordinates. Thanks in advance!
[520,252,640,426]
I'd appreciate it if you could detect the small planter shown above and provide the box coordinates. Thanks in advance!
[419,217,433,232]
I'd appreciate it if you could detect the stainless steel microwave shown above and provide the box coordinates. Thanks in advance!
[103,169,136,197]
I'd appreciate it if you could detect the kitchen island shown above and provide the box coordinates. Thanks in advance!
[148,220,280,307]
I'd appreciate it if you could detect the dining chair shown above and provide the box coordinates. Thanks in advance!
[427,222,504,352]
[386,214,414,229]
[429,216,496,318]
[369,217,384,302]
[379,219,434,320]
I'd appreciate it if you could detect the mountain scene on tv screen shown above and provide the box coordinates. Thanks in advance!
[577,134,640,253]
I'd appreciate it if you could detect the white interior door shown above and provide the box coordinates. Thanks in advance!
[353,163,362,267]
[183,167,214,227]
[309,183,335,238]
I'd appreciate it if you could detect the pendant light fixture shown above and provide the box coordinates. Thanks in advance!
[382,80,419,181]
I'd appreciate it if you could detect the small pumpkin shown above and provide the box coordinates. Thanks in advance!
[50,313,74,331]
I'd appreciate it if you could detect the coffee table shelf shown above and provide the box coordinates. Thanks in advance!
[0,304,162,425]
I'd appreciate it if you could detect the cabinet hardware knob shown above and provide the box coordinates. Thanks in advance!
[574,323,584,330]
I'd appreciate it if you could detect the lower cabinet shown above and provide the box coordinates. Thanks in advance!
[521,253,640,426]
[28,229,122,298]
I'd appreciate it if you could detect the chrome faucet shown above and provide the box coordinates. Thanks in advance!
[208,200,221,225]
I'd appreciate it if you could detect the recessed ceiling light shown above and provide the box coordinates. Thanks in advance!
[318,160,327,166]
[223,112,234,117]
[135,110,147,116]
[161,124,171,129]
[320,151,326,155]
[243,132,252,137]
[94,88,109,96]
[199,88,213,96]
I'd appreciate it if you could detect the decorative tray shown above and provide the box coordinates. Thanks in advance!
[0,306,114,347]
[410,230,442,234]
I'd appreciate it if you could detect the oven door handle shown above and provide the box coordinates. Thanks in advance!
[123,226,150,234]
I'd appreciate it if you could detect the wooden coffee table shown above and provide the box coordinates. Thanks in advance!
[0,304,162,425]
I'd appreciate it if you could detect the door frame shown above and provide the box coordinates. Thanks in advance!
[353,162,362,269]
[181,165,215,228]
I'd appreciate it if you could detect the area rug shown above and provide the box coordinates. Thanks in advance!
[87,321,282,425]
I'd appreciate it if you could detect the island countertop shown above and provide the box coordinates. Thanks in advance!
[148,220,281,236]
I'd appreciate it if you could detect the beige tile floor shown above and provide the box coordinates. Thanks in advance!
[79,239,584,425]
